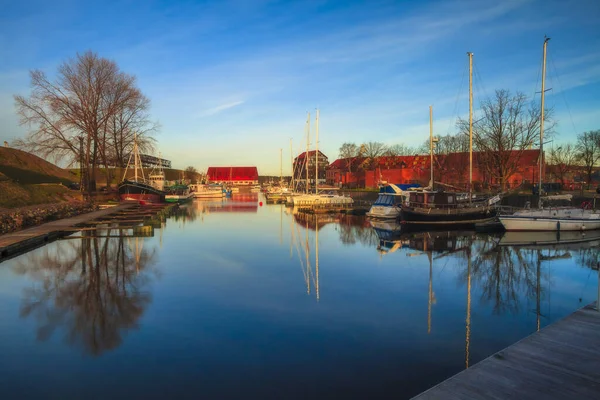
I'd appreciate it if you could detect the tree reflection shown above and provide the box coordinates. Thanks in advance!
[13,231,157,355]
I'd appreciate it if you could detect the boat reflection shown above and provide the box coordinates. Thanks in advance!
[12,231,157,356]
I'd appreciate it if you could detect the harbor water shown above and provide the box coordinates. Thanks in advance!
[0,194,598,399]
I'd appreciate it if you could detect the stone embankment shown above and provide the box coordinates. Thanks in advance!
[0,202,97,235]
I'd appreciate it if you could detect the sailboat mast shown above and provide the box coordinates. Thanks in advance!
[468,52,473,203]
[429,106,434,189]
[280,148,282,184]
[306,112,310,194]
[539,37,550,208]
[134,133,138,182]
[315,108,319,194]
[290,138,294,191]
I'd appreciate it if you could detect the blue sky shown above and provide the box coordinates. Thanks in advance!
[1,0,599,175]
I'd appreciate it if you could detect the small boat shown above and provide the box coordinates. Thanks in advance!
[165,184,193,203]
[499,206,600,231]
[190,184,225,199]
[366,183,420,219]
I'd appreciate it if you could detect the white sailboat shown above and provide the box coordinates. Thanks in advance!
[499,37,600,232]
[291,109,353,208]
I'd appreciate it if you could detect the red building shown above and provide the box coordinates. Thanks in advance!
[327,150,542,190]
[206,167,259,185]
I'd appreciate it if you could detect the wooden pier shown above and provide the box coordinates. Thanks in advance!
[0,203,173,262]
[412,302,600,400]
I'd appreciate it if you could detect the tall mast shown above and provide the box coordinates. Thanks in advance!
[290,138,294,191]
[468,52,473,203]
[306,112,310,194]
[429,106,434,189]
[134,133,138,182]
[315,108,319,194]
[279,148,282,185]
[539,36,550,208]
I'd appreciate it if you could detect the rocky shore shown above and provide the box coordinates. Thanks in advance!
[0,202,98,235]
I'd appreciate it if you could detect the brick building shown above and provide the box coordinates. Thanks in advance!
[206,167,259,185]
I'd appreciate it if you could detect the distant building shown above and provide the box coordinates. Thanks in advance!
[293,150,328,188]
[327,149,542,189]
[207,166,259,185]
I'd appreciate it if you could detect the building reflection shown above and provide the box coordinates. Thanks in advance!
[12,230,157,356]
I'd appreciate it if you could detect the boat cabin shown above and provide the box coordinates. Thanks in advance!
[408,191,461,209]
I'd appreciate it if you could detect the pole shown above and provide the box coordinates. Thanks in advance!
[429,106,434,189]
[315,108,319,194]
[134,133,138,182]
[280,148,283,185]
[539,36,550,208]
[290,138,294,191]
[468,52,473,203]
[306,112,310,194]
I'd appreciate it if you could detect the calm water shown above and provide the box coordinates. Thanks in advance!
[0,194,598,399]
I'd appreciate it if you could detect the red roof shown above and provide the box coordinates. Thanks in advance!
[207,167,258,181]
[295,150,327,160]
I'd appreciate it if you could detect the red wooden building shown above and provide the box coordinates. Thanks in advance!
[206,167,259,185]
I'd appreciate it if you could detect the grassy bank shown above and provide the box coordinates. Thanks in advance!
[0,182,78,209]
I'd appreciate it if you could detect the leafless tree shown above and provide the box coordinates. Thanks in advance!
[14,51,156,193]
[384,143,416,157]
[575,130,600,188]
[184,166,199,181]
[457,89,554,191]
[338,142,360,172]
[548,143,578,187]
[360,141,387,169]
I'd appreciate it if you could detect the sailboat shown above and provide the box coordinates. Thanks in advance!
[291,110,353,207]
[401,60,499,228]
[499,37,600,231]
[118,134,166,204]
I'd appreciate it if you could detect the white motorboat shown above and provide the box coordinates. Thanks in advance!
[499,207,600,231]
[190,184,224,199]
[366,183,419,219]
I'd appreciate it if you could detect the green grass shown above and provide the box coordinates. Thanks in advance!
[0,182,74,208]
[0,165,75,185]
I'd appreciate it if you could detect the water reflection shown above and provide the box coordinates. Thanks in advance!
[12,231,157,355]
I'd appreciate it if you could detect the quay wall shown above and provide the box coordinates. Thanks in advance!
[0,202,97,235]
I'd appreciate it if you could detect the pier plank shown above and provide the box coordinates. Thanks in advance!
[412,303,600,400]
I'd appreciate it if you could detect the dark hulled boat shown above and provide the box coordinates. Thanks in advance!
[118,179,165,203]
[117,133,166,204]
[401,190,498,229]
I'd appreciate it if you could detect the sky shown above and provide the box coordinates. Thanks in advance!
[1,0,599,175]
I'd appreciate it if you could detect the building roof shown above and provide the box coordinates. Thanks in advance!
[294,150,328,161]
[207,167,259,181]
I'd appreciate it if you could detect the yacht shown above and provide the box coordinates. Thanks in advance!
[366,183,419,219]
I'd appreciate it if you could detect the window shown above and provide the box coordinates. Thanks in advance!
[447,195,454,203]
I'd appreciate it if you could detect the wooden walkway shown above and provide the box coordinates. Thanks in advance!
[413,303,600,400]
[0,204,134,262]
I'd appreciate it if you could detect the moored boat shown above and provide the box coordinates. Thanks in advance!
[190,183,225,199]
[118,133,166,203]
[366,183,420,219]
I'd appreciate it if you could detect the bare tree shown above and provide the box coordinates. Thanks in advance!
[548,143,578,187]
[184,166,199,181]
[575,130,600,188]
[384,143,416,157]
[360,141,387,169]
[338,142,360,172]
[458,89,554,191]
[14,51,156,193]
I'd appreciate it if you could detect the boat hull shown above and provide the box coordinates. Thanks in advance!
[118,181,165,204]
[366,205,401,219]
[498,216,600,231]
[401,206,496,227]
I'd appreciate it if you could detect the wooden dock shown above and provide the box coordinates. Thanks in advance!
[0,203,171,262]
[412,302,600,400]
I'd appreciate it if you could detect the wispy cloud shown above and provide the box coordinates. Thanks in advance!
[195,100,245,118]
